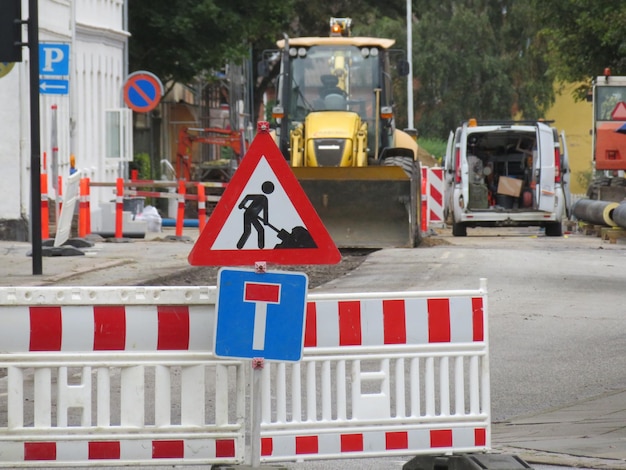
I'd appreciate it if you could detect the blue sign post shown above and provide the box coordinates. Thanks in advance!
[215,268,308,362]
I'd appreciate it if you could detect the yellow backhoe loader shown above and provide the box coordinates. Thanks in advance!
[262,17,422,248]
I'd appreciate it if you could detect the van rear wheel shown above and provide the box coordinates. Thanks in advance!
[452,221,467,237]
[545,222,562,237]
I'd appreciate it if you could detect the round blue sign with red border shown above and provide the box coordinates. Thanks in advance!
[123,71,164,113]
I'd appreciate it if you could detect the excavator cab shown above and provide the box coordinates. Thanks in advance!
[263,18,422,248]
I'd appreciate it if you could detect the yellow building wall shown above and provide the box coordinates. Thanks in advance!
[545,83,593,195]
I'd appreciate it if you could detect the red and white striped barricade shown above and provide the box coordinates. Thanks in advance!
[0,286,245,468]
[0,280,490,467]
[421,167,445,229]
[259,279,490,462]
[427,167,445,226]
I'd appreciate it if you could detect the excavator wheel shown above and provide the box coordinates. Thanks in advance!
[382,156,421,247]
[381,155,416,178]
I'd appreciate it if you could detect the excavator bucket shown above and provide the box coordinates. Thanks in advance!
[292,166,421,249]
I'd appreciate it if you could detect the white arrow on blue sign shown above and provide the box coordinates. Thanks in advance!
[214,268,308,362]
[40,79,69,95]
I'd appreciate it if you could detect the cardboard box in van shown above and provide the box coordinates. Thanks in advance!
[497,176,522,197]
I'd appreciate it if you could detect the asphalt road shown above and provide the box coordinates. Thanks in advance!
[318,227,626,423]
[12,226,626,470]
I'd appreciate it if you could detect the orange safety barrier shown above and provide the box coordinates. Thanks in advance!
[40,173,49,240]
[197,183,207,233]
[86,177,91,236]
[115,178,124,239]
[78,178,90,238]
[175,180,186,237]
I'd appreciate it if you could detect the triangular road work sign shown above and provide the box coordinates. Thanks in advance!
[188,122,341,266]
[611,101,626,121]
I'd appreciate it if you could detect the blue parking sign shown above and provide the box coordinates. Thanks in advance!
[215,268,308,361]
[39,44,70,76]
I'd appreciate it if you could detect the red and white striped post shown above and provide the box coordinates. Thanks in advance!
[115,178,124,239]
[197,183,207,233]
[175,180,186,238]
[40,173,49,240]
[421,167,428,232]
[85,177,91,235]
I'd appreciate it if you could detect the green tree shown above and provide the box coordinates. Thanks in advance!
[128,1,404,120]
[128,0,294,93]
[536,0,626,98]
[408,0,555,138]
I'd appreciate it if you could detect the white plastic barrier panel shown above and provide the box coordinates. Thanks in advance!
[0,286,246,468]
[427,167,445,226]
[260,279,490,462]
[422,166,445,227]
[0,281,490,467]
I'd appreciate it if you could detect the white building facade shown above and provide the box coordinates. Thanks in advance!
[0,0,130,240]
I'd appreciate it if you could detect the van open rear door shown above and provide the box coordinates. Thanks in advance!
[537,123,556,212]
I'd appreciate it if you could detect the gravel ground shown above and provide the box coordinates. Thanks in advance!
[140,249,375,289]
[139,236,449,288]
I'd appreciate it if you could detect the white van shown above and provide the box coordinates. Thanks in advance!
[443,120,571,236]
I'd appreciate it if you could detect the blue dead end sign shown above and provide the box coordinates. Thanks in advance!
[123,71,164,113]
[214,268,308,362]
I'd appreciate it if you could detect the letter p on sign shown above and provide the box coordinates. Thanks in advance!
[39,44,70,76]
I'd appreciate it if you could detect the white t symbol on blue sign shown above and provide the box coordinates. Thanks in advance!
[215,269,308,362]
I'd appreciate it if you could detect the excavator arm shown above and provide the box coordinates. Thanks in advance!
[175,127,244,181]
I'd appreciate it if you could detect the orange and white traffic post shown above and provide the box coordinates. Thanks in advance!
[78,178,91,238]
[40,173,50,240]
[197,182,207,233]
[115,178,124,239]
[175,180,186,237]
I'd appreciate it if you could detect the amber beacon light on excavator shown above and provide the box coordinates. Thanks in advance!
[259,17,423,248]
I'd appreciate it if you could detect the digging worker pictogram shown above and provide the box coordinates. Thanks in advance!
[237,181,274,249]
[236,180,317,250]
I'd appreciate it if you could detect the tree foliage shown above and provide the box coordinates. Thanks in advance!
[536,0,626,98]
[128,0,294,90]
[132,1,609,140]
[407,0,555,138]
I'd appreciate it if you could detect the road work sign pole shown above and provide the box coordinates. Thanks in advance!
[251,357,264,468]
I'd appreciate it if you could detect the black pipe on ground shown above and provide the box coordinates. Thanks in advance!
[571,198,619,227]
[612,202,626,229]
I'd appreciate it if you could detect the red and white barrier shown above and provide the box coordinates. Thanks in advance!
[421,167,445,229]
[261,282,490,462]
[0,304,213,352]
[261,427,487,460]
[0,281,490,467]
[304,296,483,347]
[428,167,444,225]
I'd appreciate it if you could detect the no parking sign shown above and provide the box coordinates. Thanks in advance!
[123,70,164,113]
